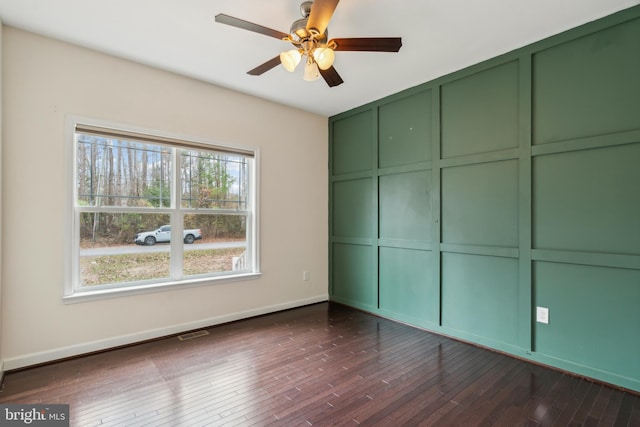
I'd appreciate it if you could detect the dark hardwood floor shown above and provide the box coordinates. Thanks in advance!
[1,302,638,426]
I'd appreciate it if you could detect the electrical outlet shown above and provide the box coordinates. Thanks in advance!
[303,271,310,281]
[536,307,549,324]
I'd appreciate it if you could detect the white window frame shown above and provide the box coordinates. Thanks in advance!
[63,117,260,303]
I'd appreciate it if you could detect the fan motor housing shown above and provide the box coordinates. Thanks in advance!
[290,18,309,41]
[290,2,328,43]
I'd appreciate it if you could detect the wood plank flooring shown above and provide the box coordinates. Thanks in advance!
[1,302,638,426]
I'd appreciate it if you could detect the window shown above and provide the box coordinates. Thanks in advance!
[66,120,259,301]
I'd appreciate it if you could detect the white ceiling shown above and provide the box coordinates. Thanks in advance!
[0,0,638,117]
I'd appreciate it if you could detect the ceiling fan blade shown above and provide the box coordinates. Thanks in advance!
[247,56,282,76]
[306,0,339,36]
[320,66,344,87]
[330,37,402,52]
[215,14,289,40]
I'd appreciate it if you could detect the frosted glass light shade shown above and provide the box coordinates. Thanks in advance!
[313,47,335,70]
[280,50,301,72]
[303,61,320,81]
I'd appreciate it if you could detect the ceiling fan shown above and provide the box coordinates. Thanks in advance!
[215,0,402,87]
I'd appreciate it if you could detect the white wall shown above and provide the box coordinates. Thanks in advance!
[1,27,328,369]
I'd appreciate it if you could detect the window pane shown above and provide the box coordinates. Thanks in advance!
[79,212,171,287]
[72,122,257,295]
[183,213,247,277]
[77,135,172,208]
[180,150,248,209]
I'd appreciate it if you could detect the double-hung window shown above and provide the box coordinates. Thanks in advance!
[66,120,259,300]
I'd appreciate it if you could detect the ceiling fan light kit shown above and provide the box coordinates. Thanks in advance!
[313,47,335,70]
[303,59,321,81]
[215,0,402,87]
[280,49,302,72]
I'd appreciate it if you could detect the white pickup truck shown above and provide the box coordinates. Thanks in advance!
[134,225,202,246]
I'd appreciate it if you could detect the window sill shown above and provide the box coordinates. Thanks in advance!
[63,272,262,304]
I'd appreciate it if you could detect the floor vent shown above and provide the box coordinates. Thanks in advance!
[177,330,209,341]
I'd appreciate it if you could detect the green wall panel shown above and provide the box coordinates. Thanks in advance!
[534,261,640,382]
[441,61,519,158]
[441,160,519,247]
[332,178,372,238]
[533,18,640,145]
[378,90,432,168]
[379,247,437,325]
[332,111,372,175]
[332,243,374,306]
[533,143,640,255]
[379,170,431,241]
[442,253,519,345]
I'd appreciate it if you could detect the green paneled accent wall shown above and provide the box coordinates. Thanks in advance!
[331,110,372,175]
[330,109,377,312]
[532,18,640,145]
[534,262,640,383]
[332,178,373,239]
[379,247,437,326]
[441,61,519,158]
[379,170,431,242]
[441,160,518,247]
[533,144,640,254]
[332,243,374,308]
[379,90,432,167]
[442,253,519,345]
[329,5,640,392]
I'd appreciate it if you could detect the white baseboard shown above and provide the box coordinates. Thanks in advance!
[3,295,328,371]
[0,360,4,385]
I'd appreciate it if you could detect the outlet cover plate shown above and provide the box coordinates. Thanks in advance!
[536,306,549,324]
